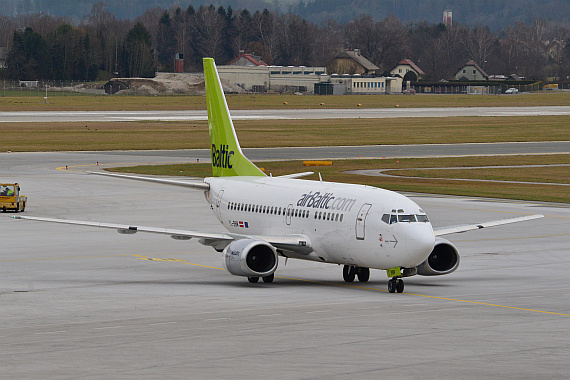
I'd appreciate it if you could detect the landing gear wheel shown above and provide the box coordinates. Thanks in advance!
[396,279,404,293]
[388,278,396,293]
[388,278,404,293]
[343,265,357,282]
[262,273,274,283]
[248,276,259,283]
[357,267,370,282]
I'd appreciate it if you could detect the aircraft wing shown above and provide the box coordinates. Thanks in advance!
[87,171,210,190]
[13,216,313,255]
[433,214,544,236]
[14,215,231,242]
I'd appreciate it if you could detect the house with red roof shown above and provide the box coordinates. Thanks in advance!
[390,59,425,81]
[226,53,269,67]
[455,60,489,81]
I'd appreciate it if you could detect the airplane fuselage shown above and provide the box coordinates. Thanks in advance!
[206,176,435,270]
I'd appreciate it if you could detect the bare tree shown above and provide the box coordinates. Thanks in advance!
[376,15,407,72]
[189,5,225,61]
[346,15,381,64]
[275,13,316,66]
[313,19,346,67]
[463,25,497,71]
[251,9,279,64]
[438,23,467,78]
[0,15,15,49]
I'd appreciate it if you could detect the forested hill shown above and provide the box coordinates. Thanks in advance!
[294,0,570,29]
[1,0,570,28]
[0,0,283,21]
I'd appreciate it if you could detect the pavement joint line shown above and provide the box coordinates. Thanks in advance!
[0,254,132,262]
[4,251,567,318]
[174,260,570,318]
[55,161,190,172]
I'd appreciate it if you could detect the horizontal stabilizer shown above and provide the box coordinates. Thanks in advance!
[276,172,314,179]
[87,171,209,190]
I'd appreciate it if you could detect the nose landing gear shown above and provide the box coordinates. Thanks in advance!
[387,277,404,293]
[386,267,404,293]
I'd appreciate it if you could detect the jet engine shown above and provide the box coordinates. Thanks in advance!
[223,238,278,277]
[416,237,460,276]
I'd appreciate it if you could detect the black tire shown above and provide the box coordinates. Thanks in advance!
[262,273,274,283]
[248,276,259,283]
[22,202,25,212]
[357,267,370,282]
[343,265,356,282]
[388,279,396,293]
[2,206,6,213]
[396,279,404,293]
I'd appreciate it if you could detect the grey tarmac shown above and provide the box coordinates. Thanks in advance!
[1,149,569,379]
[2,105,570,122]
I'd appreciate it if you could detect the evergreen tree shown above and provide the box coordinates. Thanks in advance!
[123,22,155,77]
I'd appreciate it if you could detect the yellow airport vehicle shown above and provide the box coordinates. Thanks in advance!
[1,183,27,212]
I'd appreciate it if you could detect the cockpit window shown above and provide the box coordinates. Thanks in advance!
[384,212,429,224]
[416,214,429,222]
[398,214,417,223]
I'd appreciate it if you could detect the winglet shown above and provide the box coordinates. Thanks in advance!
[203,58,265,177]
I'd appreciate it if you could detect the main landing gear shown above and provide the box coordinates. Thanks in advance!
[248,273,274,283]
[343,265,370,283]
[387,277,404,293]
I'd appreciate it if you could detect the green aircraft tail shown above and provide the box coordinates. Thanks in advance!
[203,58,265,177]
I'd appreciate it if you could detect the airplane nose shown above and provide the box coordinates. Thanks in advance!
[405,224,435,265]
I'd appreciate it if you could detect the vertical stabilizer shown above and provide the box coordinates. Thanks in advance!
[203,58,265,177]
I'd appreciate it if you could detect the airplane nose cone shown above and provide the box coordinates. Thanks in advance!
[405,224,435,265]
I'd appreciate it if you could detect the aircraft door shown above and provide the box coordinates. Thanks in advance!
[215,190,224,220]
[355,203,372,240]
[286,204,293,225]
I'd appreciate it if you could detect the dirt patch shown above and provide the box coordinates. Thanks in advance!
[104,73,245,95]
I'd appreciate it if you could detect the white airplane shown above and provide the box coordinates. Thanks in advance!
[15,58,543,293]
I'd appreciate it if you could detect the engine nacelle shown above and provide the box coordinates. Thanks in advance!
[416,237,460,276]
[223,238,278,277]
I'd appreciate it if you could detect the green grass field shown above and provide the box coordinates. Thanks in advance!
[3,92,569,203]
[1,91,570,111]
[107,155,570,204]
[2,115,569,152]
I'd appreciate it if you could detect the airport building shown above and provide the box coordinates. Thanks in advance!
[218,52,402,95]
[217,64,326,93]
[315,74,402,95]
